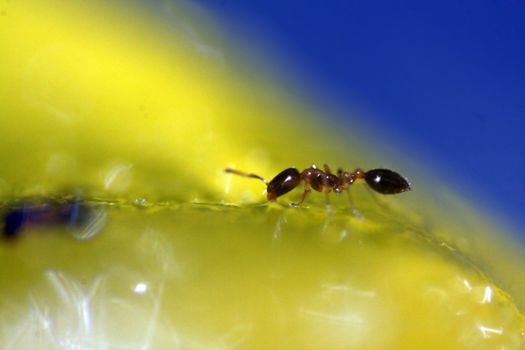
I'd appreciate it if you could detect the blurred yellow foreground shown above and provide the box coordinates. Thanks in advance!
[0,1,524,349]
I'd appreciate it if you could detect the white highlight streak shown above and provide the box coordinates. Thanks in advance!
[481,286,493,304]
[479,325,503,338]
[300,308,364,325]
[463,279,472,291]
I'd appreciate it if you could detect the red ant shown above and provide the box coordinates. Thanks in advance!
[225,164,411,206]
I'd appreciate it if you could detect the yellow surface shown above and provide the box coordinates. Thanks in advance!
[0,1,524,349]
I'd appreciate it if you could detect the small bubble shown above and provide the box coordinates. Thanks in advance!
[133,198,149,207]
[134,282,148,295]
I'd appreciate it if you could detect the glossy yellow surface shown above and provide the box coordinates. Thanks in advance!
[0,1,524,349]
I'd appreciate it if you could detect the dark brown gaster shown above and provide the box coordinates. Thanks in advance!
[364,169,412,195]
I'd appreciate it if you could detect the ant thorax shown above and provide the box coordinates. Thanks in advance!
[300,167,341,193]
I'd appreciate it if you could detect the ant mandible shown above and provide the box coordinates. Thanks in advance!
[225,164,411,206]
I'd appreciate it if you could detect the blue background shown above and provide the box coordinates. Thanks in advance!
[195,1,525,235]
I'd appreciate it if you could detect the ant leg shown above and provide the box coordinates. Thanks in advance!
[291,184,311,207]
[323,164,333,174]
[345,189,364,218]
[364,186,390,210]
[346,189,354,207]
[324,192,334,213]
[224,168,268,184]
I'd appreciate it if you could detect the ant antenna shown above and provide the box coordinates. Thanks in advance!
[224,168,268,184]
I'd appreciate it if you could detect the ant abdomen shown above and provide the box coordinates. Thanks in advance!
[364,168,411,195]
[267,168,300,201]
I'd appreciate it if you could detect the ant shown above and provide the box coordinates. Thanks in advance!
[225,164,411,206]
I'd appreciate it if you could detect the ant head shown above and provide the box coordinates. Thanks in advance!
[267,168,301,201]
[364,169,411,195]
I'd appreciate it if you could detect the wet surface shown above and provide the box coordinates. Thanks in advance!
[0,201,523,349]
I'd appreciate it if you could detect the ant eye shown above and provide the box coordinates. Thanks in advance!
[364,169,411,195]
[267,168,300,201]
